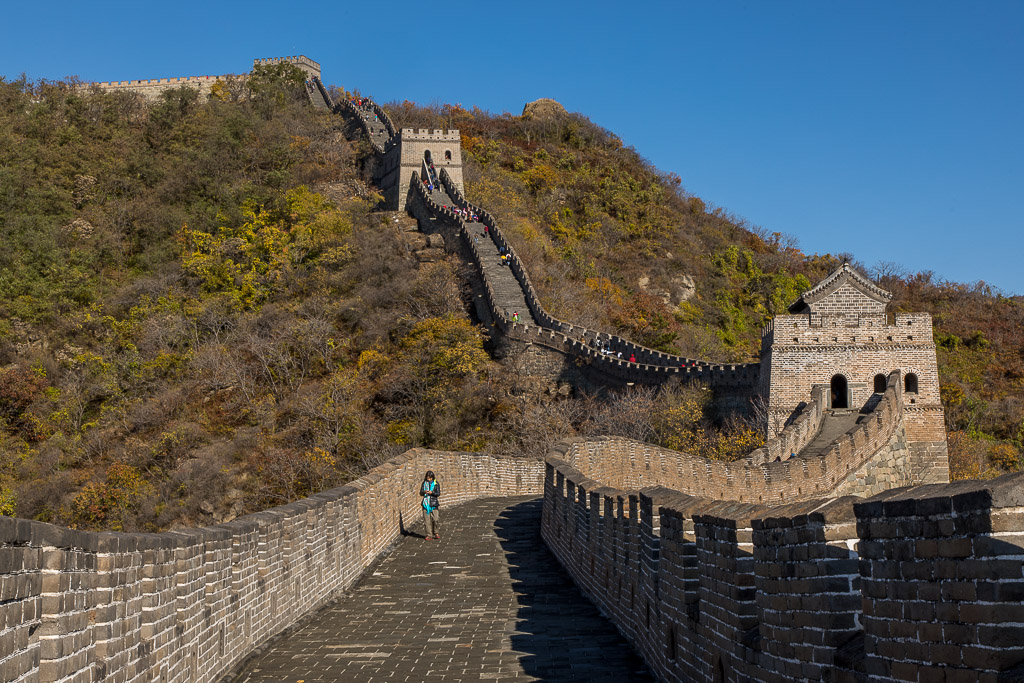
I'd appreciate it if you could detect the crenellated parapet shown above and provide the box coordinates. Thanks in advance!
[760,262,948,484]
[252,55,321,79]
[424,167,761,392]
[541,452,1024,681]
[0,449,543,682]
[549,371,909,505]
[90,55,322,102]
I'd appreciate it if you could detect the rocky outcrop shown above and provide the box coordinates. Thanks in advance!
[522,98,567,119]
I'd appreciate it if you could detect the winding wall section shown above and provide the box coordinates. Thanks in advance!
[331,97,761,397]
[541,457,1024,681]
[0,451,542,682]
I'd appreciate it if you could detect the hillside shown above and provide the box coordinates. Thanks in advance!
[0,73,1017,532]
[380,97,1024,483]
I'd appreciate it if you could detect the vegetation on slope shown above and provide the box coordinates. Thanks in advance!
[0,74,1017,531]
[0,73,758,532]
[385,100,1024,482]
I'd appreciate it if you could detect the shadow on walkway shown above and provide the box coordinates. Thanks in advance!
[235,496,651,682]
[493,498,653,682]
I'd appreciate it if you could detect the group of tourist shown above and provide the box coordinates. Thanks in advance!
[444,204,478,223]
[596,345,637,363]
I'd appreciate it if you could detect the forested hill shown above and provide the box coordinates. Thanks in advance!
[0,67,1018,533]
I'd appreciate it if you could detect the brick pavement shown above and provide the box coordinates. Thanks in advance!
[427,186,536,326]
[235,496,652,682]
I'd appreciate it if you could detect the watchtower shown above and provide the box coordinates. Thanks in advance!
[760,262,949,483]
[252,55,321,81]
[377,129,465,211]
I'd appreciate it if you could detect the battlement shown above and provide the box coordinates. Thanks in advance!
[550,371,907,505]
[92,75,225,89]
[763,311,935,348]
[253,55,321,77]
[90,55,320,101]
[0,448,542,682]
[421,167,760,395]
[542,460,1024,680]
[400,127,461,141]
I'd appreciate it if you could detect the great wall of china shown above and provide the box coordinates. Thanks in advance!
[0,57,1018,682]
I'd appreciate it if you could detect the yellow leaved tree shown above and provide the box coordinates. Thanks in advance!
[177,186,353,309]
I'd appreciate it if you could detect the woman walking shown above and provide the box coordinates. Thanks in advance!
[420,470,441,540]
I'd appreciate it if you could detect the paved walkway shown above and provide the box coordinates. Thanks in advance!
[427,186,537,326]
[797,410,864,458]
[236,496,651,682]
[350,101,391,148]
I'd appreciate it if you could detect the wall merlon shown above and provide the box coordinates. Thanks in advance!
[0,450,543,682]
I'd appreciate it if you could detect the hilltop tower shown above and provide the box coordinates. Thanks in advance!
[91,55,321,101]
[760,262,949,483]
[377,129,465,210]
[252,55,321,80]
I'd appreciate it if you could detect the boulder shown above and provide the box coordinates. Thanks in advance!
[639,273,697,307]
[522,98,567,120]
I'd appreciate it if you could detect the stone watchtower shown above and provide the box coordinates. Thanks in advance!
[760,262,949,483]
[377,129,465,211]
[252,55,321,81]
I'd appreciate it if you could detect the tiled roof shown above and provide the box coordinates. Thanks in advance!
[789,262,892,312]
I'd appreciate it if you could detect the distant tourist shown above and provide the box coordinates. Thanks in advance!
[513,311,520,323]
[629,353,636,363]
[420,470,441,541]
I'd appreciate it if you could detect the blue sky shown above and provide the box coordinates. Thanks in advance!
[4,1,1022,292]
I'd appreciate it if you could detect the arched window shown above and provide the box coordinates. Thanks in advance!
[830,374,849,409]
[444,149,452,161]
[905,373,919,394]
[873,374,887,393]
[424,150,432,164]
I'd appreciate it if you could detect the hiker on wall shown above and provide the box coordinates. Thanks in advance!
[420,470,441,540]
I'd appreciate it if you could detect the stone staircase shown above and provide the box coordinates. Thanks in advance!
[796,409,864,458]
[426,185,536,324]
[306,77,333,111]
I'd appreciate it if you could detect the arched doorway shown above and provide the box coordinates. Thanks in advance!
[905,373,918,394]
[873,374,887,393]
[444,149,452,161]
[424,150,432,164]
[831,374,849,409]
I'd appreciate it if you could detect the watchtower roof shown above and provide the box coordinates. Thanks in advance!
[788,262,892,314]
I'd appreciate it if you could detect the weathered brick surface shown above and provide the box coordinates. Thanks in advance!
[543,458,1024,682]
[551,373,913,508]
[760,265,949,484]
[855,473,1024,680]
[0,450,543,682]
[236,496,652,681]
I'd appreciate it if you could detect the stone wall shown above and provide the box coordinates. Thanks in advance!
[760,314,938,408]
[425,168,762,401]
[252,55,321,79]
[396,129,464,211]
[553,372,912,506]
[760,307,948,483]
[91,55,320,102]
[91,75,228,101]
[0,450,543,682]
[541,458,1024,681]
